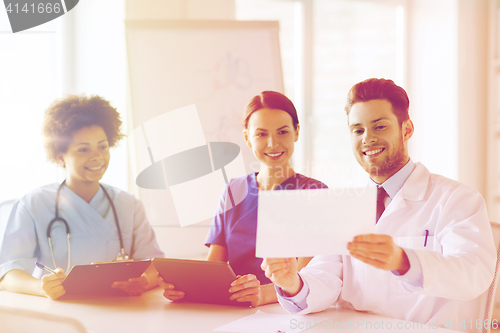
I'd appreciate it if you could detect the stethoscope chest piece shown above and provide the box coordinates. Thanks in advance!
[116,248,130,261]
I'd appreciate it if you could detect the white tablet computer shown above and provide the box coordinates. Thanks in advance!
[152,258,250,307]
[61,260,151,297]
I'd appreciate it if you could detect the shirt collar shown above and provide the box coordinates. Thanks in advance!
[372,159,415,199]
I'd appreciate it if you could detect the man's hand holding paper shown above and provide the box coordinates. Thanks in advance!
[347,234,410,274]
[261,258,302,297]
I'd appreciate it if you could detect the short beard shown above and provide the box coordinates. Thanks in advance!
[365,143,407,180]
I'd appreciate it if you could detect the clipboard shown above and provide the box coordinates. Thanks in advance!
[152,258,250,307]
[61,260,151,297]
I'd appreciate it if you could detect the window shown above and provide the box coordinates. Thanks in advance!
[0,12,64,202]
[312,0,405,187]
[236,0,406,187]
[0,0,127,203]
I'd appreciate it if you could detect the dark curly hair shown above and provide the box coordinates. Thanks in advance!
[42,94,124,163]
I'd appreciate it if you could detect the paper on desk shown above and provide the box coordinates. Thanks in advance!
[256,187,376,258]
[214,310,327,333]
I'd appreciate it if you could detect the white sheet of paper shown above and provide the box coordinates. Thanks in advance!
[213,310,327,333]
[256,187,376,258]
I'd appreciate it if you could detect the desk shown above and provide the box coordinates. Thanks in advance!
[0,288,460,332]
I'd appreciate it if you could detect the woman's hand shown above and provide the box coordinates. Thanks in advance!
[112,274,149,296]
[228,274,261,307]
[261,258,302,297]
[40,268,66,300]
[159,280,185,302]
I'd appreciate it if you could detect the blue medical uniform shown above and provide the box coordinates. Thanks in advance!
[0,183,164,279]
[205,173,327,284]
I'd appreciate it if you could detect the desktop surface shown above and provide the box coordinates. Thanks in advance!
[0,288,460,333]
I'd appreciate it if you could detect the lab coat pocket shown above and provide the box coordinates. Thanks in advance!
[393,235,438,251]
[390,235,439,295]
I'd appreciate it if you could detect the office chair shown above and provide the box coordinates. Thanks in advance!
[484,222,500,333]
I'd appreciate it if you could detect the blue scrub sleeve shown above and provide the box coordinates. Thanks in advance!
[130,198,164,260]
[0,200,38,279]
[204,185,229,248]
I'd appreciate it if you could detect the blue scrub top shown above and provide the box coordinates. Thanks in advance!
[0,183,164,279]
[205,173,327,284]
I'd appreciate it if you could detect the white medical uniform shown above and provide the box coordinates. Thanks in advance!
[0,183,164,279]
[278,163,496,332]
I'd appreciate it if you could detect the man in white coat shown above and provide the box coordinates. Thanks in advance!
[261,78,497,332]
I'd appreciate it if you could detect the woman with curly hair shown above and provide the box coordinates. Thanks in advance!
[0,95,164,299]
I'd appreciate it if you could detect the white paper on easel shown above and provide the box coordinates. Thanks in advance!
[256,187,376,258]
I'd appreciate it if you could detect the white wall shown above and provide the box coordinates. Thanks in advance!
[125,0,236,259]
[407,0,459,181]
[126,0,235,20]
[407,0,488,196]
[457,0,488,196]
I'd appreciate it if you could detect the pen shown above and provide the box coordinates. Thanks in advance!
[35,261,57,274]
[424,230,429,247]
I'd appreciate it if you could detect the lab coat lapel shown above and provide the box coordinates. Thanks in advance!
[382,191,407,218]
[379,163,430,221]
[401,162,430,201]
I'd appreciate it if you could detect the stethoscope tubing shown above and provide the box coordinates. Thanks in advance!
[46,180,128,273]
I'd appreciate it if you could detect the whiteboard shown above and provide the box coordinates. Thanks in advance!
[125,20,283,252]
[126,20,283,171]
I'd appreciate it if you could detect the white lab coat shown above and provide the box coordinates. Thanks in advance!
[293,163,496,332]
[0,183,164,279]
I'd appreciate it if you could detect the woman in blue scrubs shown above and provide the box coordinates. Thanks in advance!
[161,91,327,306]
[0,95,164,299]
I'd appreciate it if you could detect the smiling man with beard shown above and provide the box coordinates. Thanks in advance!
[261,78,497,332]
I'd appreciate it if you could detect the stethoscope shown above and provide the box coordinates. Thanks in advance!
[46,180,129,272]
